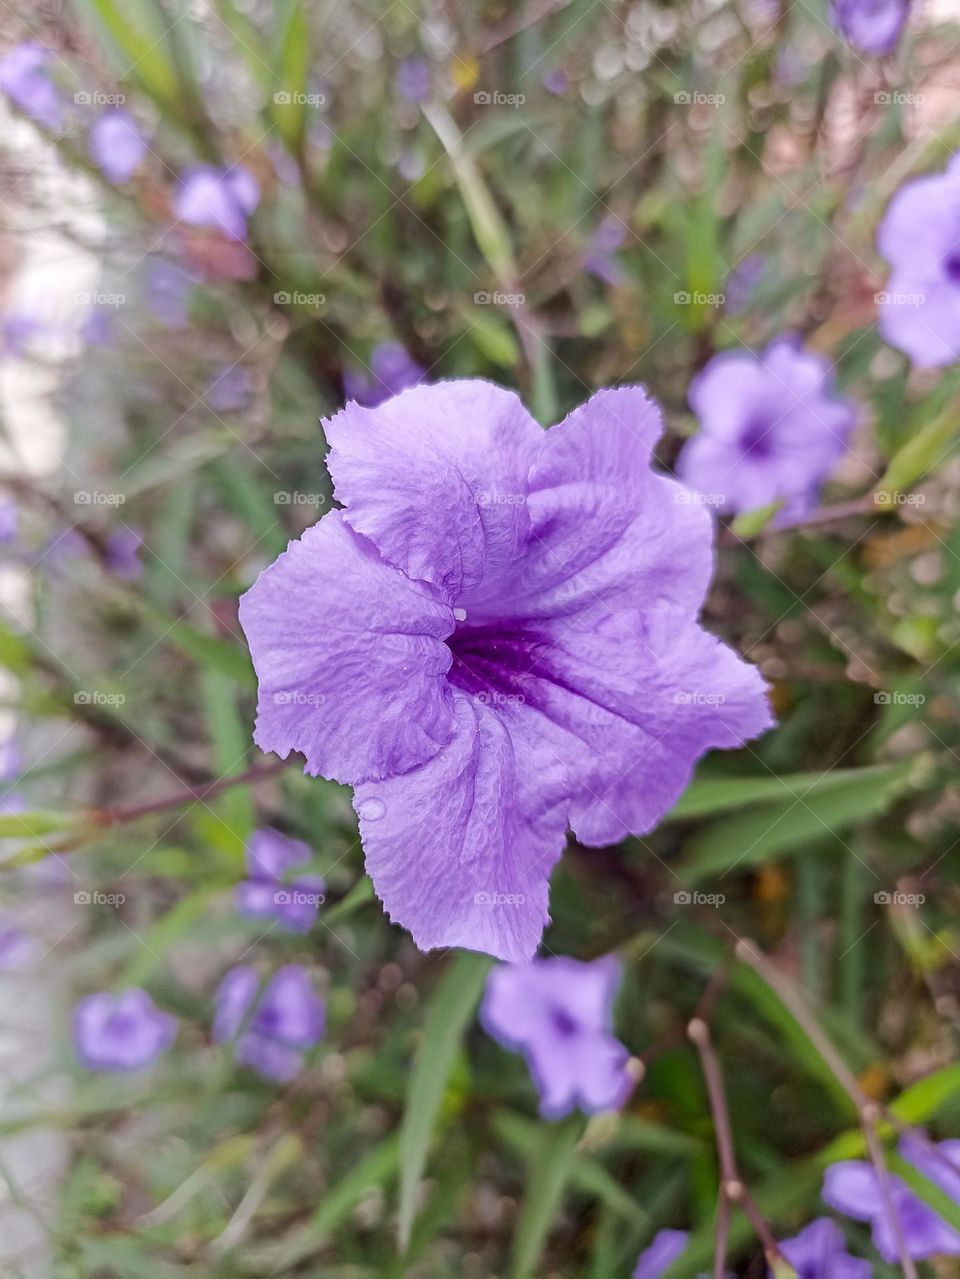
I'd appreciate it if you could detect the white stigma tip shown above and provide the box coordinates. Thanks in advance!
[453,607,467,622]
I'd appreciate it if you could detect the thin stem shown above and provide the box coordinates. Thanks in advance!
[95,759,290,827]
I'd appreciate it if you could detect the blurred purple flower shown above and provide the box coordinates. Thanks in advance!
[633,1230,690,1278]
[877,152,960,367]
[88,108,147,184]
[831,0,909,55]
[823,1138,960,1261]
[146,259,196,329]
[0,918,35,971]
[542,68,569,95]
[214,964,324,1082]
[774,1218,871,1278]
[236,827,324,933]
[583,216,627,286]
[268,142,300,187]
[205,364,252,413]
[0,500,17,544]
[0,734,23,816]
[2,308,46,358]
[81,305,113,348]
[239,382,772,961]
[676,336,856,524]
[342,341,425,407]
[724,254,765,314]
[396,57,430,103]
[105,526,143,581]
[482,956,632,1117]
[73,989,176,1071]
[174,165,260,242]
[0,42,61,129]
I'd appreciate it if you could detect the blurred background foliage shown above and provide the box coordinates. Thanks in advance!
[0,0,959,1276]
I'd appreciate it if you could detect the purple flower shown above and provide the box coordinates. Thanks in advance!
[634,1230,690,1279]
[2,308,46,358]
[88,108,147,184]
[146,259,196,329]
[105,526,143,580]
[676,337,856,524]
[238,382,772,961]
[542,68,569,96]
[774,1218,871,1278]
[0,500,18,544]
[205,364,252,413]
[0,917,35,971]
[877,152,960,367]
[0,42,60,129]
[482,956,632,1118]
[823,1138,960,1261]
[724,254,765,315]
[174,165,260,242]
[342,342,425,408]
[236,827,324,933]
[583,216,627,286]
[396,57,430,103]
[830,0,909,55]
[73,989,176,1071]
[214,964,324,1082]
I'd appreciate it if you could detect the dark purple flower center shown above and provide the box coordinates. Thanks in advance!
[945,251,960,285]
[106,1011,137,1039]
[447,623,551,704]
[739,416,774,459]
[550,1007,580,1038]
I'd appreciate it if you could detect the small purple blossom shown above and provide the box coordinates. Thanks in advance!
[823,1138,960,1261]
[2,308,46,358]
[239,381,772,961]
[73,989,176,1072]
[174,165,260,242]
[774,1218,871,1278]
[214,964,325,1082]
[830,0,909,55]
[542,68,569,96]
[0,500,17,544]
[236,827,324,933]
[146,259,196,329]
[583,216,627,286]
[0,42,61,130]
[633,1230,690,1279]
[676,336,856,524]
[396,57,430,103]
[105,526,143,580]
[89,108,147,185]
[877,152,960,367]
[724,254,765,315]
[0,916,35,971]
[342,342,425,408]
[482,957,632,1118]
[205,364,252,413]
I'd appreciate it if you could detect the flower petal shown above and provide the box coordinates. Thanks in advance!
[239,511,456,783]
[353,691,567,962]
[324,379,545,600]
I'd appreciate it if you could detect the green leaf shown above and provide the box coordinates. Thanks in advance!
[730,499,783,538]
[270,0,310,152]
[668,763,910,821]
[510,1117,582,1279]
[73,0,181,115]
[0,811,76,838]
[878,399,960,494]
[397,952,491,1251]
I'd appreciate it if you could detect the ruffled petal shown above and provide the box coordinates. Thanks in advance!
[879,278,960,368]
[238,511,456,784]
[324,380,545,600]
[353,692,567,962]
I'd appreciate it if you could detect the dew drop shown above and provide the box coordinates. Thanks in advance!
[453,606,467,622]
[357,797,386,822]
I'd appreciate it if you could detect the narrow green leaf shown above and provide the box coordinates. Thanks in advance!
[878,399,960,494]
[889,1151,960,1233]
[669,763,909,821]
[510,1117,581,1279]
[270,0,309,151]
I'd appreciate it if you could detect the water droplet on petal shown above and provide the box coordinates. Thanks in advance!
[357,797,386,822]
[453,606,467,622]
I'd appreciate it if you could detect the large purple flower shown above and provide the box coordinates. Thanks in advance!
[481,956,631,1118]
[89,108,147,185]
[239,381,772,961]
[236,827,325,933]
[676,337,856,524]
[213,964,325,1082]
[774,1218,871,1278]
[877,152,960,368]
[73,989,176,1071]
[174,165,260,242]
[0,42,61,129]
[343,342,425,408]
[830,0,909,55]
[823,1138,960,1261]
